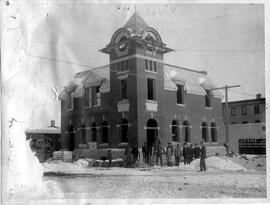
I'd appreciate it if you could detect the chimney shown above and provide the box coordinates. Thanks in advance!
[256,93,262,99]
[51,120,55,127]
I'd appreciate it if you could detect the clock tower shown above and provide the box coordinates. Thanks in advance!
[100,12,173,147]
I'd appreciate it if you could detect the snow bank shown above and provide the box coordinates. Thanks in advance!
[43,162,150,176]
[189,156,247,171]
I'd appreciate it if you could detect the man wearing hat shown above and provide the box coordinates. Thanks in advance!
[174,143,182,166]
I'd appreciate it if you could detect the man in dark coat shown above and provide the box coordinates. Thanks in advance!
[188,144,194,164]
[194,144,201,159]
[155,142,165,167]
[142,142,148,163]
[166,142,174,166]
[131,145,140,165]
[124,144,132,168]
[183,143,188,165]
[174,143,182,166]
[200,141,207,171]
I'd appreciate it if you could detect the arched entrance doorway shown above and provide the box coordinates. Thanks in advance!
[67,124,75,151]
[146,119,158,147]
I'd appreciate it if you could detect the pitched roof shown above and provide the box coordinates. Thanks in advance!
[123,12,149,34]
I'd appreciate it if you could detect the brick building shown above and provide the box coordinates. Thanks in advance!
[222,94,266,124]
[59,13,225,151]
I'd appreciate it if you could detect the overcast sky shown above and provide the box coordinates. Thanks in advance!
[3,2,265,128]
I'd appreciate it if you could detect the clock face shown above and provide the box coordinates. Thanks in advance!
[118,36,128,52]
[119,43,126,51]
[147,42,154,51]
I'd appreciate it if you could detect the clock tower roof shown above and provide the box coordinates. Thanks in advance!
[123,12,149,34]
[100,12,174,54]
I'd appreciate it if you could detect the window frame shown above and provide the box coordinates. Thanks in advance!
[92,85,101,107]
[176,84,185,105]
[147,78,156,101]
[242,106,247,115]
[205,89,212,108]
[84,87,92,107]
[231,107,236,116]
[120,78,128,100]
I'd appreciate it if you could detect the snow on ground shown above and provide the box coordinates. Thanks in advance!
[189,156,247,171]
[8,156,266,201]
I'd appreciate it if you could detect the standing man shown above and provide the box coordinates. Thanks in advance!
[131,145,140,166]
[124,144,132,168]
[183,143,188,165]
[200,141,207,171]
[174,143,182,166]
[142,142,148,163]
[155,142,165,167]
[188,144,194,164]
[166,142,174,166]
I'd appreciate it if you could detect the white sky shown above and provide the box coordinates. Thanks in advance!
[2,2,265,128]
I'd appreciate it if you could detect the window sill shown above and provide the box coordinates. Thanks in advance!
[146,100,157,104]
[118,142,129,147]
[118,99,129,104]
[93,104,101,108]
[84,106,92,109]
[66,108,74,112]
[99,143,108,147]
[145,70,157,74]
[176,103,186,107]
[116,70,129,75]
[205,107,213,110]
[210,142,218,145]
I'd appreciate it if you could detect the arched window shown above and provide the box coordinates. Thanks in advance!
[201,122,208,142]
[91,122,97,142]
[182,121,190,142]
[120,119,128,142]
[101,121,109,143]
[211,122,217,142]
[172,120,179,142]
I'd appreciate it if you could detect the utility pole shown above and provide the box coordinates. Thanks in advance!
[211,84,241,155]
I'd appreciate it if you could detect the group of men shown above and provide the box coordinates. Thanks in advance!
[142,141,207,171]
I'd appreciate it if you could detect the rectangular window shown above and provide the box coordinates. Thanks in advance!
[126,60,129,70]
[254,104,260,114]
[149,61,153,71]
[67,91,73,109]
[176,84,184,104]
[145,60,148,70]
[231,107,236,116]
[153,61,157,72]
[92,86,101,106]
[147,78,156,100]
[121,61,125,72]
[120,79,127,100]
[84,87,92,107]
[242,106,247,115]
[117,62,120,72]
[205,90,212,107]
